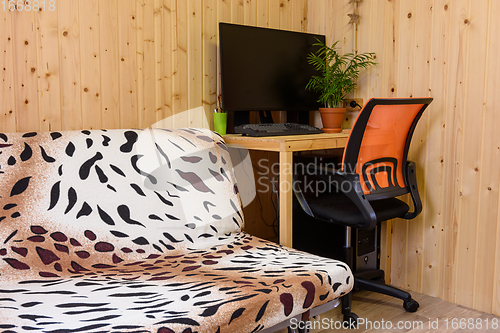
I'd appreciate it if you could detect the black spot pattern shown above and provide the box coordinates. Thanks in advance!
[65,187,77,214]
[117,205,144,227]
[3,203,17,210]
[76,202,93,219]
[66,142,76,157]
[4,230,18,244]
[97,206,115,226]
[110,164,125,177]
[20,143,32,161]
[110,231,129,238]
[120,131,138,153]
[10,177,31,197]
[95,165,108,183]
[132,237,149,245]
[149,214,163,221]
[163,233,183,243]
[155,192,173,206]
[48,181,61,210]
[102,135,111,146]
[131,155,157,185]
[50,132,62,140]
[40,146,56,163]
[130,184,146,196]
[79,152,103,180]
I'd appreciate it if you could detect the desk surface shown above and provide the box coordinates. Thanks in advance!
[223,132,349,247]
[223,132,349,152]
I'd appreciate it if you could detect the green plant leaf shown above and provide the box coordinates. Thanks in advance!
[305,39,377,108]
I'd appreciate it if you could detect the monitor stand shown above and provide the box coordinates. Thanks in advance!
[259,110,274,124]
[228,111,250,134]
[258,110,309,125]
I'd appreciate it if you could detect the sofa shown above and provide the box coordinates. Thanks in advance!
[0,128,353,332]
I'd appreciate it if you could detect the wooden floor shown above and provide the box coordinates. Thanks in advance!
[276,290,500,332]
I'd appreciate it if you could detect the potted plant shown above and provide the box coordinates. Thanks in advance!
[306,40,377,133]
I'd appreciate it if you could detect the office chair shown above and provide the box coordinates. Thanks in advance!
[292,97,433,326]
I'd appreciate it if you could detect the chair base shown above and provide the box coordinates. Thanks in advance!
[340,273,419,329]
[352,271,420,313]
[355,268,385,283]
[355,276,412,302]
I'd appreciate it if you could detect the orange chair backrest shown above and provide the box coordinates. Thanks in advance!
[342,98,432,199]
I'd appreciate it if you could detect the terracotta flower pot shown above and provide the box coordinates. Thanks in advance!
[319,107,346,133]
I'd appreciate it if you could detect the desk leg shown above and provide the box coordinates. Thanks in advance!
[279,151,293,247]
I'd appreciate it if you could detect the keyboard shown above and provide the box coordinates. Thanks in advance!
[235,123,323,137]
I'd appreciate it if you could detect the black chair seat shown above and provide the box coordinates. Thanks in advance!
[307,190,409,228]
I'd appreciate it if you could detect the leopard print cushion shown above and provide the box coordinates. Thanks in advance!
[0,128,353,332]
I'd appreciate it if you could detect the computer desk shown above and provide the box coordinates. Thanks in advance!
[223,132,349,248]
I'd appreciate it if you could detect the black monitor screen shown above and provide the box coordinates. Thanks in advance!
[219,23,325,112]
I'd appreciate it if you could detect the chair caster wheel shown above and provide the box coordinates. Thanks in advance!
[343,312,359,329]
[403,299,419,312]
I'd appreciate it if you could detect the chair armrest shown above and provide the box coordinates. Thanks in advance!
[293,174,315,217]
[337,172,378,230]
[403,161,422,219]
[292,164,334,218]
[292,165,377,230]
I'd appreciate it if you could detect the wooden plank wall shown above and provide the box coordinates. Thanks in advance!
[0,0,308,240]
[308,0,500,316]
[4,0,500,317]
[0,0,308,133]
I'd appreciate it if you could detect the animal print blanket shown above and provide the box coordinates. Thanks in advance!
[0,128,353,332]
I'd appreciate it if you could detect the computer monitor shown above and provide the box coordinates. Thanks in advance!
[219,23,325,129]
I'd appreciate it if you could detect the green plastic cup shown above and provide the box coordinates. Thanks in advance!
[213,112,227,135]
